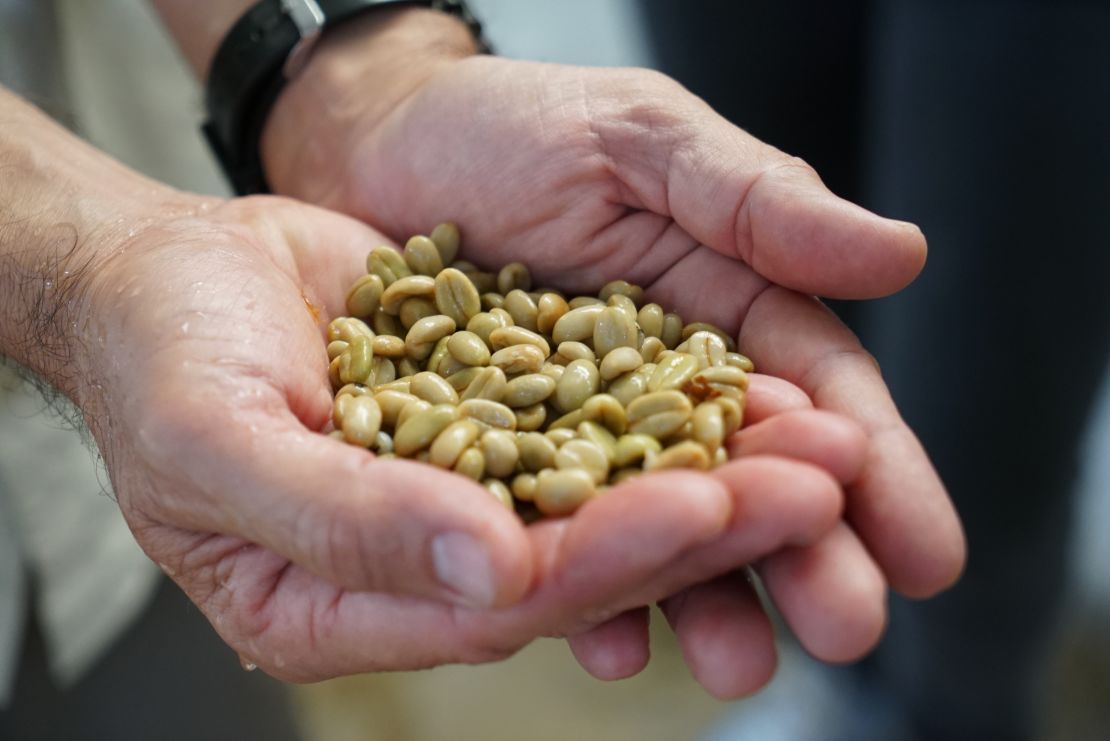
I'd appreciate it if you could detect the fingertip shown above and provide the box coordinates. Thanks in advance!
[893,526,968,599]
[728,409,869,485]
[744,373,814,423]
[567,608,651,681]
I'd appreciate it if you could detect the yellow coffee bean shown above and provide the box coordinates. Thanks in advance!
[726,352,756,372]
[577,420,617,461]
[535,469,596,516]
[429,420,481,468]
[466,310,512,349]
[484,478,514,509]
[446,330,491,366]
[599,346,644,381]
[517,431,557,472]
[503,373,557,407]
[552,304,605,344]
[555,359,601,412]
[593,307,638,358]
[444,366,485,393]
[489,344,545,375]
[371,334,407,358]
[692,402,726,450]
[502,289,539,332]
[598,279,644,306]
[373,389,419,427]
[457,398,517,430]
[612,433,663,468]
[511,472,539,502]
[480,429,520,478]
[555,439,610,484]
[536,293,570,335]
[637,303,664,338]
[645,440,711,471]
[580,394,628,436]
[648,352,700,392]
[453,447,486,480]
[340,396,383,447]
[626,390,693,439]
[556,341,595,364]
[489,326,551,358]
[410,371,460,405]
[682,322,736,351]
[459,366,509,402]
[682,330,728,369]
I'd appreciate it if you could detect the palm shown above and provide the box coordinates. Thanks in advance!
[89,196,853,686]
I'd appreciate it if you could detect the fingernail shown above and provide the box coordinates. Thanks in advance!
[432,532,497,608]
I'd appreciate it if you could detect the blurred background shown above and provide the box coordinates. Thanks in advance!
[1,1,1107,739]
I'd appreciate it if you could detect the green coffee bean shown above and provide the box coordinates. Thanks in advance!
[517,431,557,472]
[513,402,547,431]
[366,246,413,286]
[403,235,444,276]
[497,262,532,294]
[434,268,482,326]
[454,447,486,480]
[429,223,460,265]
[399,296,438,329]
[346,273,385,318]
[381,275,437,315]
[327,316,374,344]
[692,402,726,450]
[327,340,349,361]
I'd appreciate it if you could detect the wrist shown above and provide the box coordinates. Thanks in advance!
[260,6,477,205]
[0,88,202,409]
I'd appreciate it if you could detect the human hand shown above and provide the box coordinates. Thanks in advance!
[258,15,966,694]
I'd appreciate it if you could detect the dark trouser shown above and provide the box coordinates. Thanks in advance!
[0,577,302,741]
[644,1,1110,739]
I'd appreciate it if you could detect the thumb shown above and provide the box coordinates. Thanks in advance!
[594,72,926,298]
[149,403,534,610]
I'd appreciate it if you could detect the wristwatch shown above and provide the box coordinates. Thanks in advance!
[203,0,489,195]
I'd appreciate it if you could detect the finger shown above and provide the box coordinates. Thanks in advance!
[566,608,651,681]
[588,73,926,299]
[743,373,814,424]
[728,408,868,484]
[545,455,843,623]
[758,523,887,663]
[661,573,777,699]
[742,286,966,596]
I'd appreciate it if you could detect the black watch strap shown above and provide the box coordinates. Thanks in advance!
[203,0,488,195]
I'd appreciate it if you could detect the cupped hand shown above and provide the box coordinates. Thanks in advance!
[264,52,966,694]
[81,193,867,688]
